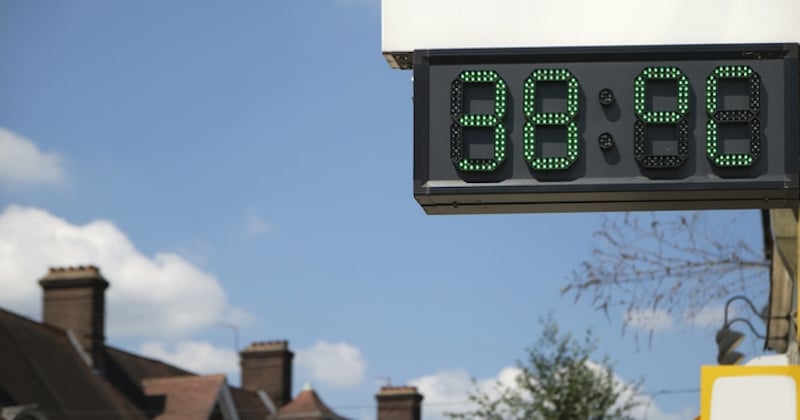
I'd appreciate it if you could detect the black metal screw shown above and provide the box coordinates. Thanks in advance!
[599,88,615,106]
[599,132,614,150]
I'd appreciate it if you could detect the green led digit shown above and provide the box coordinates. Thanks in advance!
[705,65,761,167]
[450,70,507,172]
[633,67,690,168]
[522,69,580,170]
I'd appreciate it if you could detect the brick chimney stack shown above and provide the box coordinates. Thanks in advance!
[39,266,109,369]
[376,386,423,420]
[240,340,294,407]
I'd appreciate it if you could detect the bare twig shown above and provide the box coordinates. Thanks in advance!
[562,212,769,340]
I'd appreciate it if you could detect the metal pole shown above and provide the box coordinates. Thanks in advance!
[791,207,800,364]
[218,322,240,352]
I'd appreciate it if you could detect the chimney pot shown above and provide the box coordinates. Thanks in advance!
[376,385,423,420]
[240,340,293,407]
[39,265,109,370]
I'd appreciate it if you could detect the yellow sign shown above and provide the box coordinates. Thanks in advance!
[701,365,800,420]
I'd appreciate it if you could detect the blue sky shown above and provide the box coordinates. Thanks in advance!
[0,2,773,419]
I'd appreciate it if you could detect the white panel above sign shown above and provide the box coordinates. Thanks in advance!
[382,0,800,69]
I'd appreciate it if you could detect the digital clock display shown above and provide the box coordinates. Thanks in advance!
[413,44,800,214]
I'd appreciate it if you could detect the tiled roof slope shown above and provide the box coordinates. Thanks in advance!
[142,374,226,420]
[0,308,146,420]
[230,387,273,420]
[274,387,349,420]
[0,307,270,420]
[102,346,197,416]
[106,346,193,381]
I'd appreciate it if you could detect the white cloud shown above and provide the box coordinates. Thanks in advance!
[583,361,697,420]
[410,364,695,420]
[410,367,521,420]
[627,386,698,420]
[295,340,367,388]
[139,340,238,376]
[624,308,674,332]
[221,306,256,328]
[243,213,274,237]
[409,368,473,414]
[175,239,215,266]
[684,304,729,328]
[0,205,250,337]
[0,128,65,187]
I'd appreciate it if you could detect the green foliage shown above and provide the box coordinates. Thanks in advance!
[445,317,641,420]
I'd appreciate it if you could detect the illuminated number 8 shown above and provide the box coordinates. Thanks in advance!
[450,70,507,172]
[523,69,580,170]
[705,65,761,167]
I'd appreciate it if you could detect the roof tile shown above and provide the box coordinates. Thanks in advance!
[276,388,349,420]
[143,374,226,420]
